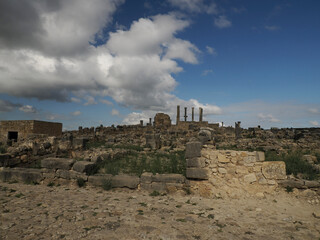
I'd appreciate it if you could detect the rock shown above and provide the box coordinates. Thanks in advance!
[218,154,229,163]
[262,161,286,180]
[112,174,139,189]
[236,166,248,175]
[72,161,97,175]
[244,156,256,166]
[152,173,186,183]
[0,167,43,183]
[312,211,320,219]
[185,141,202,159]
[187,157,206,168]
[87,174,113,187]
[41,158,75,170]
[244,173,257,184]
[218,168,227,174]
[140,172,153,183]
[198,129,211,144]
[256,192,265,199]
[0,154,20,167]
[256,152,265,162]
[278,179,305,189]
[304,180,320,188]
[186,168,209,180]
[56,169,71,179]
[72,137,89,149]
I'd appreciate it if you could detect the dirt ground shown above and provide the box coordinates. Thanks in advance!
[1,182,320,240]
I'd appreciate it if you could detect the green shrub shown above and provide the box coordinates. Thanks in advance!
[149,190,160,196]
[76,178,86,187]
[265,150,319,180]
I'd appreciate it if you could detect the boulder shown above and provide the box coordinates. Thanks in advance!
[112,174,140,189]
[41,158,75,170]
[0,167,43,183]
[186,168,209,180]
[278,179,305,189]
[88,174,113,187]
[72,161,97,175]
[244,173,257,184]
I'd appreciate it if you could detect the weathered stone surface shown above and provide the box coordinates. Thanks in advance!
[218,154,229,163]
[262,161,286,180]
[69,170,88,181]
[235,166,248,175]
[185,141,202,159]
[303,180,320,188]
[0,154,20,167]
[256,152,265,162]
[112,174,140,189]
[152,173,186,183]
[72,137,89,149]
[186,168,208,180]
[0,167,43,183]
[87,174,113,187]
[140,172,153,183]
[140,182,166,192]
[72,161,97,174]
[41,158,75,170]
[218,168,227,174]
[278,179,305,189]
[243,156,256,166]
[198,129,211,144]
[187,157,205,168]
[244,173,257,184]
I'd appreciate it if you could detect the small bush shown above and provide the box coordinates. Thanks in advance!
[77,178,86,188]
[285,186,293,193]
[149,190,160,196]
[102,178,112,191]
[47,182,55,187]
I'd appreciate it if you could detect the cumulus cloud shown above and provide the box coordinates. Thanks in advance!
[0,99,21,112]
[19,105,37,113]
[214,16,232,28]
[0,3,221,122]
[206,46,217,55]
[167,0,218,14]
[257,113,280,123]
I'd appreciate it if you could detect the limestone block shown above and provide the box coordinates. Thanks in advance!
[69,170,88,181]
[218,168,227,174]
[206,150,218,161]
[253,165,262,172]
[186,168,209,180]
[0,154,20,167]
[140,172,153,183]
[256,172,267,185]
[56,169,70,179]
[304,180,320,188]
[0,167,43,183]
[72,161,97,175]
[236,166,248,175]
[277,179,305,189]
[262,161,286,180]
[198,129,212,144]
[41,158,75,170]
[244,173,257,184]
[88,174,113,187]
[112,174,140,189]
[256,152,265,162]
[244,156,256,166]
[267,180,277,185]
[187,157,205,168]
[140,182,166,192]
[185,141,202,159]
[72,137,89,149]
[152,173,186,183]
[218,154,229,163]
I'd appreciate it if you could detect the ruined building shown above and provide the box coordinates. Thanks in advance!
[0,120,62,143]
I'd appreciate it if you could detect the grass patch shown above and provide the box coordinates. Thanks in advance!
[77,178,86,187]
[102,178,113,191]
[47,182,55,187]
[265,150,319,180]
[149,190,160,197]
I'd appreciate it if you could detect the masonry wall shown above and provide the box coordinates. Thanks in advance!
[33,121,62,137]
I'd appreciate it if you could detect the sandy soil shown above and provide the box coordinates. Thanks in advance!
[1,182,319,240]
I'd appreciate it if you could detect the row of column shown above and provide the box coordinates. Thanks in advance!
[176,105,203,124]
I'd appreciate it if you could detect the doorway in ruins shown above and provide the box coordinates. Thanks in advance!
[8,131,18,142]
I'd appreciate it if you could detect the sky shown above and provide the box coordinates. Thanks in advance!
[0,0,319,130]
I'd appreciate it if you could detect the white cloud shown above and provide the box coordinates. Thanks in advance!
[72,111,81,116]
[19,105,37,113]
[100,99,113,106]
[265,25,281,31]
[167,0,218,14]
[84,96,97,106]
[206,46,217,55]
[202,69,213,76]
[257,113,280,123]
[111,109,120,116]
[71,97,81,103]
[308,108,319,114]
[214,16,232,29]
[310,121,319,126]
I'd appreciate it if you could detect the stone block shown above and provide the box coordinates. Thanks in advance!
[41,158,75,170]
[218,168,227,174]
[152,173,186,183]
[244,156,256,166]
[186,168,208,180]
[304,180,320,188]
[277,179,304,189]
[256,172,267,185]
[0,168,43,183]
[69,170,88,181]
[235,166,248,175]
[112,174,139,189]
[262,161,286,180]
[0,154,20,167]
[218,154,229,163]
[72,161,97,175]
[140,172,153,183]
[72,137,89,149]
[140,182,166,192]
[185,141,202,159]
[244,173,257,184]
[256,152,265,162]
[88,174,113,187]
[187,157,205,168]
[56,169,70,179]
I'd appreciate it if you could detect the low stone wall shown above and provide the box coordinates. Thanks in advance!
[0,157,188,193]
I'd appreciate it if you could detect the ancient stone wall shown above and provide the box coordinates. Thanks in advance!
[154,113,171,129]
[33,121,62,137]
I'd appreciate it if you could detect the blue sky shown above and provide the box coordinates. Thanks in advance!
[0,0,319,130]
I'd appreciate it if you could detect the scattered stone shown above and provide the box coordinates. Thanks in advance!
[262,161,286,180]
[244,173,257,184]
[41,158,75,170]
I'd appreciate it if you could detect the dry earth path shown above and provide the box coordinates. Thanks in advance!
[1,182,319,240]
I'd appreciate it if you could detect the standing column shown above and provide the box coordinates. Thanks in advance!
[192,107,194,121]
[199,107,203,122]
[176,105,180,125]
[184,107,188,121]
[149,118,152,126]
